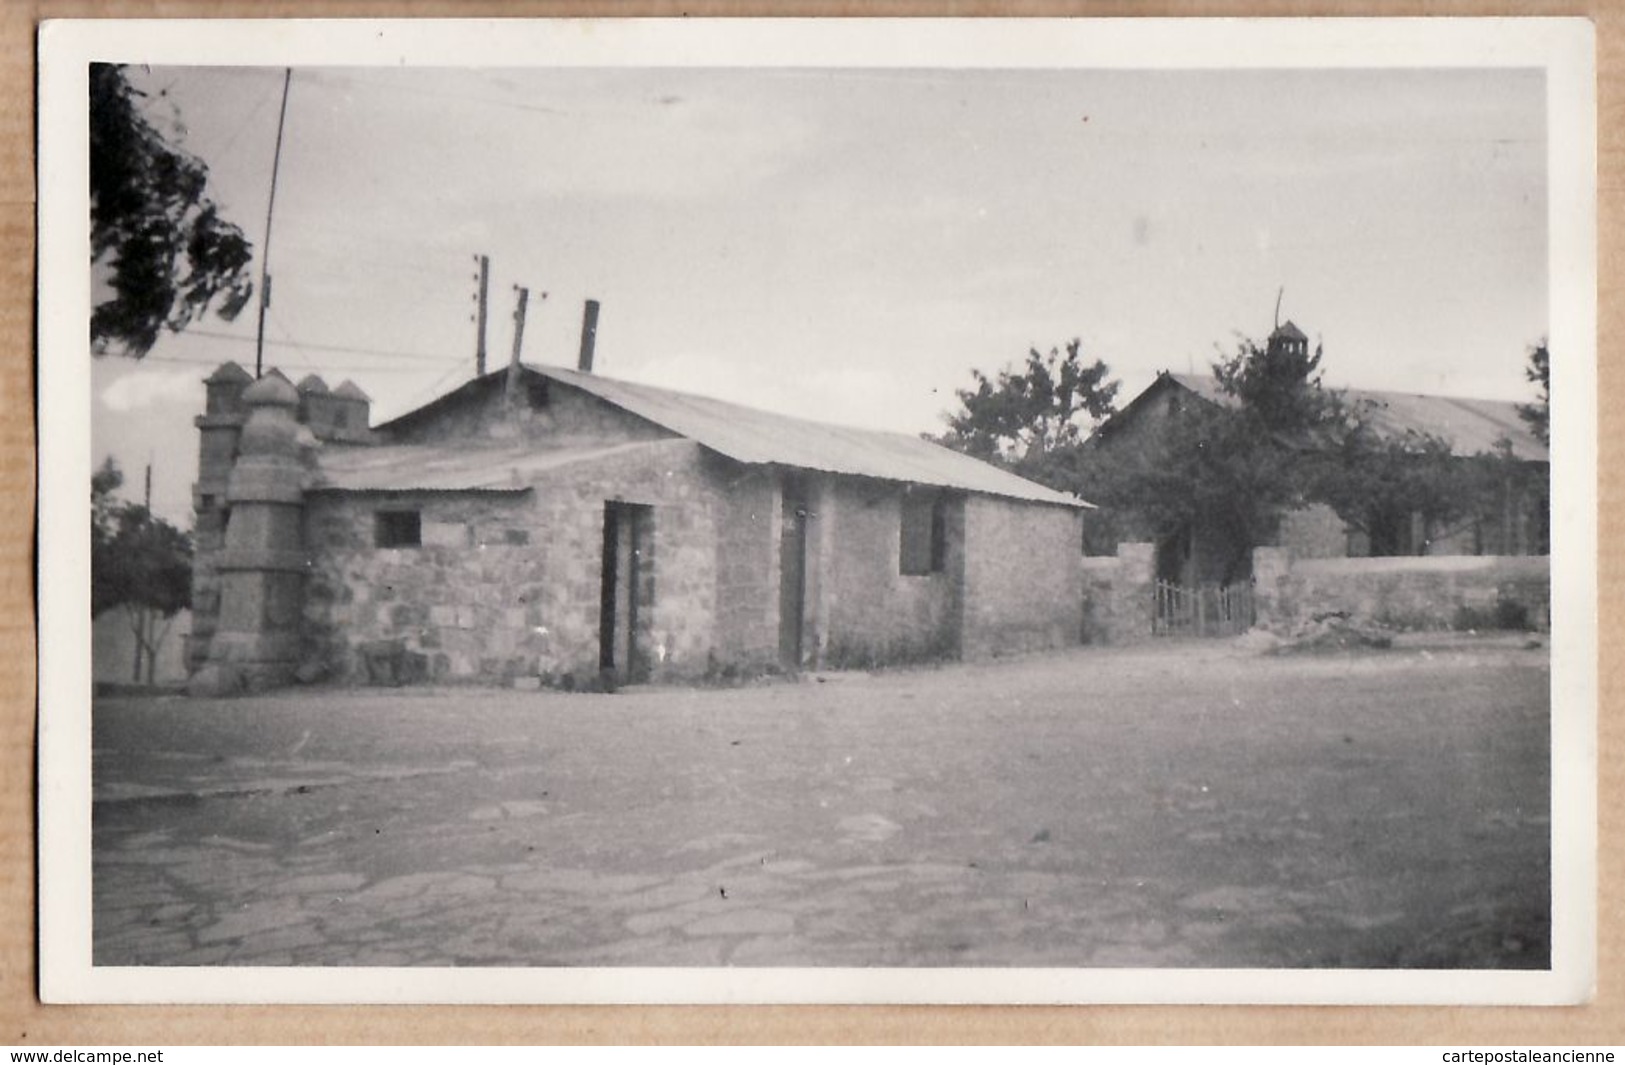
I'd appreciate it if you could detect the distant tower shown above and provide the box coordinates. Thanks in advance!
[1268,320,1310,362]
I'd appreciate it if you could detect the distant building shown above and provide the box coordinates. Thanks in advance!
[186,355,1091,693]
[1086,323,1549,587]
[93,608,192,687]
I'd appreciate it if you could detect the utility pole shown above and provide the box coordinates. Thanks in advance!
[133,454,154,684]
[473,254,490,375]
[506,285,530,405]
[254,68,294,380]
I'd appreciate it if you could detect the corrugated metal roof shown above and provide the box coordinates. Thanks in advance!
[310,439,692,492]
[532,366,1089,508]
[1166,373,1548,462]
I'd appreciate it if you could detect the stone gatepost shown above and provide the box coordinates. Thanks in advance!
[187,361,254,672]
[1251,546,1293,630]
[189,373,308,695]
[1115,541,1155,642]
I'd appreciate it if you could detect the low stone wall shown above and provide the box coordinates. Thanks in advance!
[1079,557,1119,644]
[1079,544,1550,642]
[1079,542,1155,644]
[1252,548,1550,633]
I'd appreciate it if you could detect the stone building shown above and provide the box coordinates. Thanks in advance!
[1083,323,1550,588]
[186,358,1090,693]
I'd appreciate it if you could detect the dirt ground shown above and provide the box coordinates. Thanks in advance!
[90,635,1551,969]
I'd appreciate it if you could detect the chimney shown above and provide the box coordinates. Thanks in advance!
[577,299,600,373]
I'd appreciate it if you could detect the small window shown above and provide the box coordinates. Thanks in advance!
[900,492,947,576]
[375,510,422,548]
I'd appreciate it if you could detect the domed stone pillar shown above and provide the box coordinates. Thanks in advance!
[187,361,253,672]
[189,373,308,695]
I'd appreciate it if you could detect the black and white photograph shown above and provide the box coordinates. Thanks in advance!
[37,18,1596,1004]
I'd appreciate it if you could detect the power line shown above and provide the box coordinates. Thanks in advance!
[181,327,457,365]
[396,357,474,411]
[263,310,330,375]
[208,75,281,170]
[136,351,458,376]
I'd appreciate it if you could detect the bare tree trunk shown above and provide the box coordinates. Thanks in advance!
[148,614,173,685]
[128,606,144,683]
[126,605,164,685]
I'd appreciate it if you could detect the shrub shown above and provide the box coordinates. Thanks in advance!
[1451,600,1534,632]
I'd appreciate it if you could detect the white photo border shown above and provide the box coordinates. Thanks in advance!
[37,16,1599,1005]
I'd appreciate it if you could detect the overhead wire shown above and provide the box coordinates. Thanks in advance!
[181,326,457,365]
[135,352,458,376]
[395,357,475,412]
[136,332,463,376]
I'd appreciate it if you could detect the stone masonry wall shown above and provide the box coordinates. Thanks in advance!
[959,496,1083,658]
[301,491,536,682]
[301,439,724,685]
[711,460,781,670]
[1252,548,1551,633]
[1080,547,1157,645]
[817,479,964,668]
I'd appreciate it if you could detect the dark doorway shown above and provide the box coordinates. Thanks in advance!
[778,479,808,669]
[599,501,653,683]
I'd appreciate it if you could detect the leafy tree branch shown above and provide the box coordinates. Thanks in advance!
[91,63,255,357]
[938,339,1119,472]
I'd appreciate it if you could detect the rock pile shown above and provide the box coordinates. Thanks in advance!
[1248,612,1396,655]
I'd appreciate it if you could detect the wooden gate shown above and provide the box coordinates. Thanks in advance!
[1153,580,1255,637]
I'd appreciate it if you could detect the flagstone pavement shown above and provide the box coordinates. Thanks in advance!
[90,640,1551,969]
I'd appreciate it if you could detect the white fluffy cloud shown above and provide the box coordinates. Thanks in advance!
[98,363,205,413]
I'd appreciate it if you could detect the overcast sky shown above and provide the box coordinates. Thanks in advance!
[91,63,1548,524]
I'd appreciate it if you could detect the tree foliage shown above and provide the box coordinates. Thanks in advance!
[91,458,193,620]
[1306,418,1476,554]
[91,63,255,357]
[941,322,1545,565]
[1518,340,1550,446]
[938,339,1119,480]
[1076,333,1345,567]
[1080,330,1478,564]
[1212,333,1341,439]
[1077,397,1295,568]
